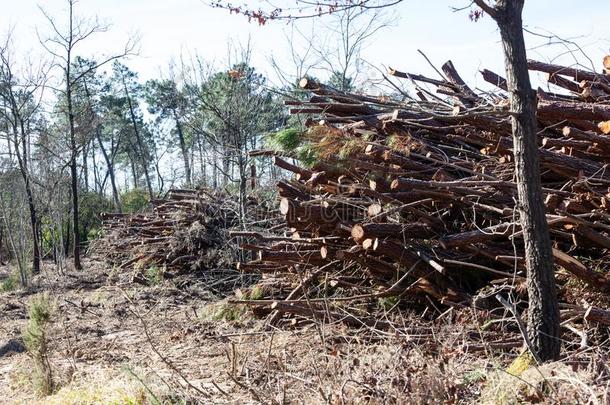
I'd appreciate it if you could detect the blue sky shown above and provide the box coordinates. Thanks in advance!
[1,0,609,89]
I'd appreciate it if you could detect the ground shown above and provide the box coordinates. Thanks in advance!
[0,262,607,404]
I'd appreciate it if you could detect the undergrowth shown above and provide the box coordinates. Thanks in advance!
[145,265,164,286]
[23,293,55,396]
[1,271,18,292]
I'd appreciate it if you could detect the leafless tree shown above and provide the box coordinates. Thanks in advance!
[38,0,137,270]
[0,33,49,275]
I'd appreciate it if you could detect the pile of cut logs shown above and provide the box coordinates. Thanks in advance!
[90,188,240,276]
[233,58,610,329]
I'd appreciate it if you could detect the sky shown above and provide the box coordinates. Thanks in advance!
[0,0,609,90]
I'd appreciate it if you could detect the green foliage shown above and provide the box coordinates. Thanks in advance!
[377,295,399,311]
[268,126,325,168]
[79,191,114,242]
[245,285,264,300]
[201,302,247,322]
[145,265,164,286]
[23,293,55,396]
[121,189,150,213]
[1,272,18,292]
[463,368,487,384]
[327,71,355,92]
[211,304,246,322]
[267,127,302,151]
[338,139,363,159]
[297,144,320,168]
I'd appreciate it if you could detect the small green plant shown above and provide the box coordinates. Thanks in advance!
[247,285,264,300]
[145,265,164,286]
[377,295,399,311]
[201,303,247,322]
[1,272,18,292]
[463,368,487,384]
[23,293,55,396]
[214,304,245,321]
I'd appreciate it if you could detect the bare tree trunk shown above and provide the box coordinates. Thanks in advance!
[129,152,138,189]
[6,104,42,275]
[212,148,218,189]
[123,78,154,199]
[82,140,89,192]
[15,138,41,274]
[67,82,82,270]
[91,139,101,194]
[96,126,121,211]
[478,0,560,361]
[173,110,192,186]
[196,133,207,186]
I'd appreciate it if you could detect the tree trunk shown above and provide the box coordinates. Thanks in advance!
[173,110,192,186]
[196,134,208,187]
[129,153,138,189]
[212,148,218,189]
[13,126,40,274]
[82,140,89,192]
[67,81,82,270]
[96,126,121,211]
[491,0,560,361]
[123,79,154,199]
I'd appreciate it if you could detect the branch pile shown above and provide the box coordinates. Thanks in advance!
[234,58,610,335]
[90,189,242,279]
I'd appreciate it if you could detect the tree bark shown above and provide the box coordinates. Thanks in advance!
[13,122,41,274]
[123,78,154,200]
[67,83,82,270]
[484,0,561,361]
[95,126,122,211]
[173,109,192,186]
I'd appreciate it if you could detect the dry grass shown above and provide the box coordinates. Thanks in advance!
[481,360,610,404]
[2,262,610,404]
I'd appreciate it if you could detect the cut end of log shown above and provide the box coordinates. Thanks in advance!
[320,245,330,259]
[279,197,292,216]
[362,238,374,250]
[598,121,610,134]
[351,224,366,243]
[367,204,383,218]
[603,55,610,74]
[299,77,313,89]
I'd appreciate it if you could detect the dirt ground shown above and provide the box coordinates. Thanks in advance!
[0,261,607,404]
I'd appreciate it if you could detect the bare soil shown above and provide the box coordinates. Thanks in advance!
[0,262,607,404]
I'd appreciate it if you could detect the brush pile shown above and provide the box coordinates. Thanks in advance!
[90,188,242,278]
[234,58,610,332]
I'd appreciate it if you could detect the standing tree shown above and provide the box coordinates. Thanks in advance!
[39,0,135,270]
[0,37,47,276]
[145,77,192,186]
[472,0,559,361]
[188,58,282,221]
[112,62,155,199]
[211,0,561,361]
[74,57,123,210]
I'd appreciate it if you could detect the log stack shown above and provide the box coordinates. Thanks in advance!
[235,58,610,330]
